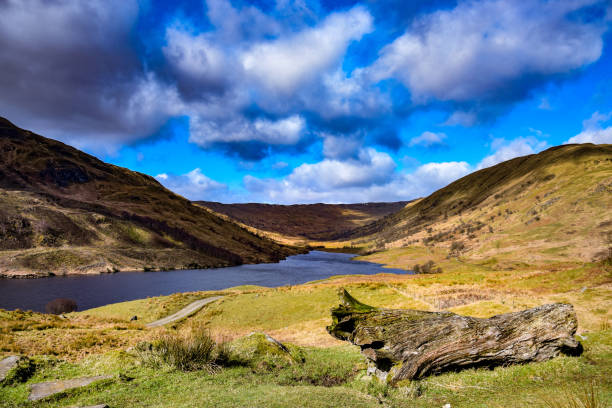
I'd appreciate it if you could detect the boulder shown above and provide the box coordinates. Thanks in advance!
[29,375,112,401]
[230,332,304,369]
[0,355,35,384]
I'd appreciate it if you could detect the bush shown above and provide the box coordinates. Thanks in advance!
[450,241,465,256]
[413,260,442,274]
[45,298,77,314]
[136,327,219,372]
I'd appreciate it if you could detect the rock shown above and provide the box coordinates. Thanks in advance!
[29,375,112,401]
[327,289,582,384]
[0,356,21,382]
[230,332,303,369]
[130,315,138,321]
[248,332,289,353]
[76,405,109,408]
[0,355,35,384]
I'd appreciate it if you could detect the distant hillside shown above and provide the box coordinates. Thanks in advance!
[197,201,409,241]
[0,117,300,277]
[348,144,612,263]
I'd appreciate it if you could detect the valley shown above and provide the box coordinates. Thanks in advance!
[0,118,610,407]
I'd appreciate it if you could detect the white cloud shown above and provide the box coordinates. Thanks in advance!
[409,131,446,147]
[241,6,373,94]
[477,137,548,169]
[286,148,396,191]
[164,28,231,92]
[254,115,306,144]
[411,161,471,189]
[442,111,478,127]
[365,0,606,103]
[205,0,280,43]
[242,148,471,204]
[565,111,612,144]
[189,114,306,146]
[321,133,363,159]
[155,168,228,201]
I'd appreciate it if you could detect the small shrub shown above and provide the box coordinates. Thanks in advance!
[450,241,466,256]
[45,298,77,314]
[413,260,442,274]
[136,327,217,372]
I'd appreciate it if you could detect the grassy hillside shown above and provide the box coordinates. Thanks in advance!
[197,201,409,241]
[346,144,612,265]
[0,117,301,277]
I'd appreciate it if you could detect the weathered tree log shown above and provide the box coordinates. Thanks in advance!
[327,289,582,383]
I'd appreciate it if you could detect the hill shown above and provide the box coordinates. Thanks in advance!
[197,201,409,241]
[0,117,300,277]
[347,143,612,264]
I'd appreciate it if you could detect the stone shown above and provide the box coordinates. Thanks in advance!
[231,332,304,368]
[327,289,582,384]
[77,405,109,408]
[0,355,34,384]
[29,375,112,401]
[0,356,21,382]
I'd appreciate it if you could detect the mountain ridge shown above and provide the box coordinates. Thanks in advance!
[197,201,410,242]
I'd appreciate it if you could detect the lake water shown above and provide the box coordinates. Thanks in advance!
[0,251,409,312]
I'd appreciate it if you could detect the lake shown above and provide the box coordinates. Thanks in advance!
[0,251,409,312]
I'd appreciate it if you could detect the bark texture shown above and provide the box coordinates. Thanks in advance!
[327,289,582,383]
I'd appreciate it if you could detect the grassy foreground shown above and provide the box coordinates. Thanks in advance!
[1,251,611,407]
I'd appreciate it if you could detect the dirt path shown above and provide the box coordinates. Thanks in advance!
[146,296,223,328]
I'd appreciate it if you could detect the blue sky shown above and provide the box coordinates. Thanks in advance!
[1,0,611,203]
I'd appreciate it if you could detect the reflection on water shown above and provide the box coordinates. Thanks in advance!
[0,251,409,312]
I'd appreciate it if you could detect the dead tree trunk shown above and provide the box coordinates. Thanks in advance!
[327,289,582,384]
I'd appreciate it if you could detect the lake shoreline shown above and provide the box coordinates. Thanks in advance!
[0,251,409,312]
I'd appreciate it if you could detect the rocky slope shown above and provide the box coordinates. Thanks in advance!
[0,117,300,277]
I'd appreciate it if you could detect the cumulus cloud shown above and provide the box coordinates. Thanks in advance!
[477,137,548,169]
[164,28,233,98]
[158,4,382,159]
[243,149,470,204]
[155,168,228,201]
[241,6,373,94]
[366,0,607,105]
[189,114,306,146]
[409,131,446,147]
[321,133,363,159]
[565,111,612,144]
[286,148,396,191]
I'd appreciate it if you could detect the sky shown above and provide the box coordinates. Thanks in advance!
[1,0,611,204]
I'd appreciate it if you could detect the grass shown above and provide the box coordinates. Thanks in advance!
[1,330,610,407]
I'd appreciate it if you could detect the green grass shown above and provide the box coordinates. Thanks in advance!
[1,331,610,408]
[81,292,221,324]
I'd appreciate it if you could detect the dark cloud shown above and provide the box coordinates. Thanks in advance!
[0,0,181,151]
